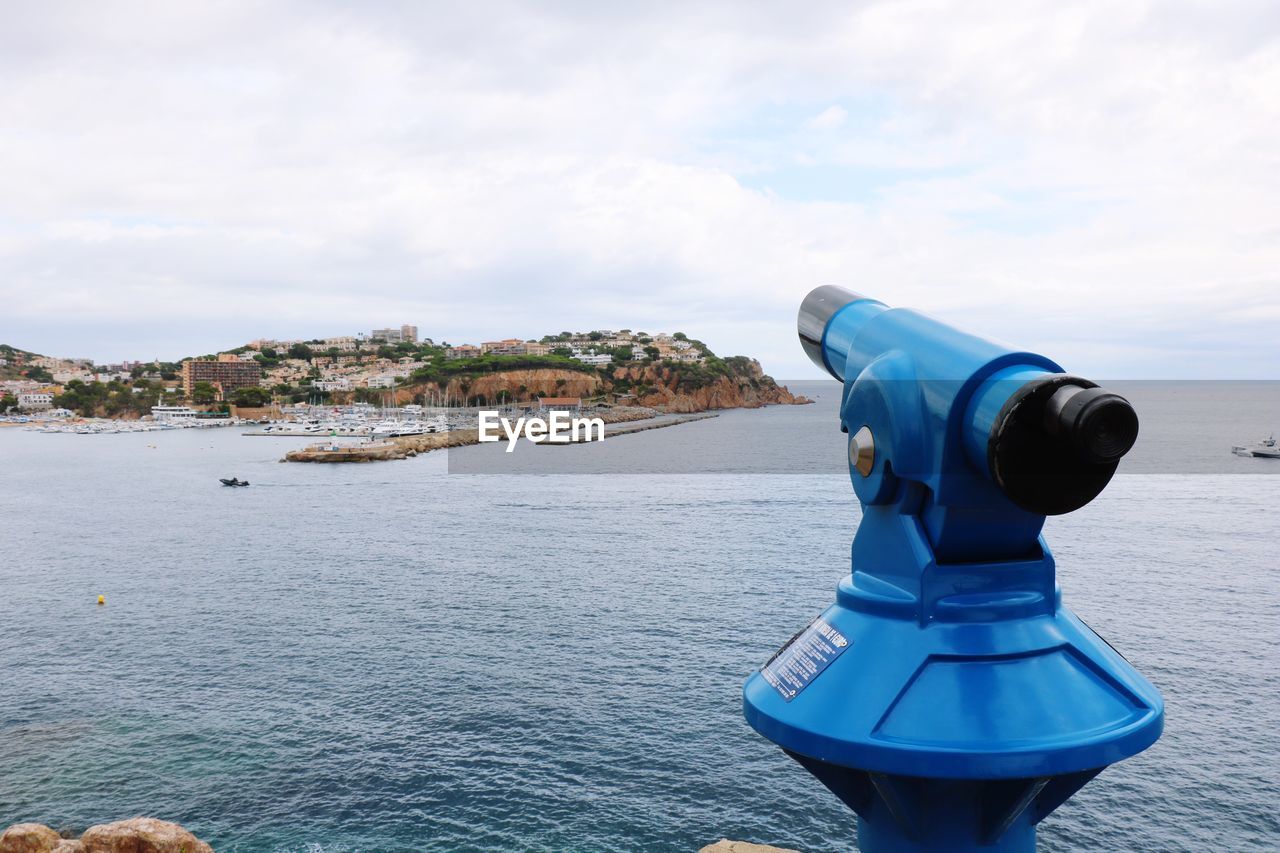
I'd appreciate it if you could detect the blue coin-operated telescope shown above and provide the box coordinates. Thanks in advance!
[744,287,1163,852]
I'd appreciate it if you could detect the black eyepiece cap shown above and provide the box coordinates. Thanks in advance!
[1044,386,1140,465]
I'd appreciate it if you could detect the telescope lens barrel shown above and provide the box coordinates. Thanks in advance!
[798,286,867,379]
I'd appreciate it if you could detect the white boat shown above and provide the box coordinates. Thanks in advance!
[151,405,200,424]
[1232,434,1280,458]
[371,415,447,438]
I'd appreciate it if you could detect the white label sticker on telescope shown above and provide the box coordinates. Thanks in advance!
[760,616,850,702]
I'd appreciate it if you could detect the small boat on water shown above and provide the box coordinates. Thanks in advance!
[220,477,250,487]
[1232,434,1279,458]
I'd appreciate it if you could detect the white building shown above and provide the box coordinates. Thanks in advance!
[315,378,351,392]
[366,375,396,389]
[18,392,54,410]
[572,352,613,366]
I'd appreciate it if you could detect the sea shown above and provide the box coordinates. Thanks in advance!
[1,380,1277,852]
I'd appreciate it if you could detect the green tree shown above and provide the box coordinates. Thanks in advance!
[288,343,314,361]
[192,381,218,404]
[0,393,16,412]
[53,380,110,417]
[232,386,272,407]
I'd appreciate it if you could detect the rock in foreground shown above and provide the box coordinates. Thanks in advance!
[0,825,63,853]
[0,819,211,853]
[699,840,801,853]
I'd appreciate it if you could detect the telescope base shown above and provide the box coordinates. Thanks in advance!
[789,751,1101,853]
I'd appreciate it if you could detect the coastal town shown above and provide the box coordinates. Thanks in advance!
[0,325,803,453]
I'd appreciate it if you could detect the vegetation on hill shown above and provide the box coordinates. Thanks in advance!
[406,354,595,386]
[0,344,46,382]
[52,379,174,418]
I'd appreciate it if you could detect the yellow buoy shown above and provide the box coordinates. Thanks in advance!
[97,595,105,606]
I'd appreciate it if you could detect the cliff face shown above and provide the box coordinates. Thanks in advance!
[398,369,603,404]
[397,359,808,413]
[615,360,808,412]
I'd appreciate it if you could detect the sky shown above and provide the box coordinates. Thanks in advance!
[1,1,1278,378]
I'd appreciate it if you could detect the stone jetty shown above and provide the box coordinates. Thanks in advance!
[282,407,716,462]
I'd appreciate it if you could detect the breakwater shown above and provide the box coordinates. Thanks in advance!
[282,409,716,462]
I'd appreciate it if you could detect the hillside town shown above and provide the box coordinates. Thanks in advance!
[0,325,712,417]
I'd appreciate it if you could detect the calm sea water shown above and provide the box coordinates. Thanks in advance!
[1,381,1277,851]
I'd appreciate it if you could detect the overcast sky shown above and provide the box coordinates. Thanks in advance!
[2,1,1277,377]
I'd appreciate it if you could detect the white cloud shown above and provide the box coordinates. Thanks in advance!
[808,105,848,129]
[0,1,1277,377]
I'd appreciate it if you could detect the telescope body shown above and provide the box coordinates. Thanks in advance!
[744,287,1162,852]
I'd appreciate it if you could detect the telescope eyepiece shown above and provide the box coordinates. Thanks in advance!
[1044,386,1139,465]
[990,376,1139,515]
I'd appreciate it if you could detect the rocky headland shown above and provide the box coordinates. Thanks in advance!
[397,358,809,414]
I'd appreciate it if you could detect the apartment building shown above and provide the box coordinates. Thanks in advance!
[181,356,263,399]
[481,339,528,356]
